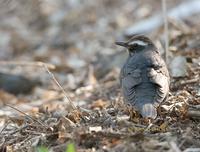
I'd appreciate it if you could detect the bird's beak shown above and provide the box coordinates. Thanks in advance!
[115,41,128,47]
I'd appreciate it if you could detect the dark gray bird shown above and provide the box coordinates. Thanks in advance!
[116,35,170,119]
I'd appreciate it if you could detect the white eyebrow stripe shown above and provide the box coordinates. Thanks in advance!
[129,40,148,46]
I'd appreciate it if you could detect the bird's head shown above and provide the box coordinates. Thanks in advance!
[115,35,155,56]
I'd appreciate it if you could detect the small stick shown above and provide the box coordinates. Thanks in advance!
[180,78,199,85]
[0,122,9,135]
[170,141,182,152]
[0,61,55,69]
[5,104,46,127]
[9,125,29,136]
[187,110,200,118]
[43,64,77,110]
[162,0,169,64]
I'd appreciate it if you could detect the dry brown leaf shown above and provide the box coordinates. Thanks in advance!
[90,99,108,109]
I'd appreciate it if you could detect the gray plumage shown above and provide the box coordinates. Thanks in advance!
[116,35,170,119]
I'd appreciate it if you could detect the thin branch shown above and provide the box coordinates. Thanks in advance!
[0,122,9,135]
[5,104,47,127]
[0,61,55,69]
[170,141,182,152]
[8,125,29,136]
[162,0,169,64]
[43,64,77,110]
[187,110,200,118]
[180,78,199,85]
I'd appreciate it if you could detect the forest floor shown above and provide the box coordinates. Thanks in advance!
[0,0,199,151]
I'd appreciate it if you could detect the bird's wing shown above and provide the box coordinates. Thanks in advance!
[120,61,142,87]
[146,52,170,102]
[120,64,142,103]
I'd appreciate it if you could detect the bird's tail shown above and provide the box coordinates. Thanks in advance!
[139,103,157,119]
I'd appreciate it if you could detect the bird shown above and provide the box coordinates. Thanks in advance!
[115,35,170,119]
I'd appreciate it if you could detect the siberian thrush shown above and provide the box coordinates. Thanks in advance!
[116,35,170,119]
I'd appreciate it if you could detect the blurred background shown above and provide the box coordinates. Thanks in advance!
[0,0,199,103]
[0,1,200,151]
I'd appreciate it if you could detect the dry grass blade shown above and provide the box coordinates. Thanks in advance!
[170,141,182,152]
[0,61,55,69]
[187,110,200,118]
[5,104,47,127]
[43,64,77,110]
[180,78,199,85]
[0,122,9,135]
[162,0,169,64]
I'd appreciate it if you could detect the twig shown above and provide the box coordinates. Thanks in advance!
[183,148,200,152]
[145,121,153,131]
[170,141,182,152]
[8,124,29,136]
[189,105,200,109]
[61,116,76,127]
[178,127,191,148]
[43,64,77,110]
[180,78,199,85]
[0,122,9,135]
[162,0,169,64]
[0,61,55,69]
[187,110,200,118]
[5,104,47,127]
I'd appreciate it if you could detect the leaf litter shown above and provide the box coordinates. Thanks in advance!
[0,0,199,151]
